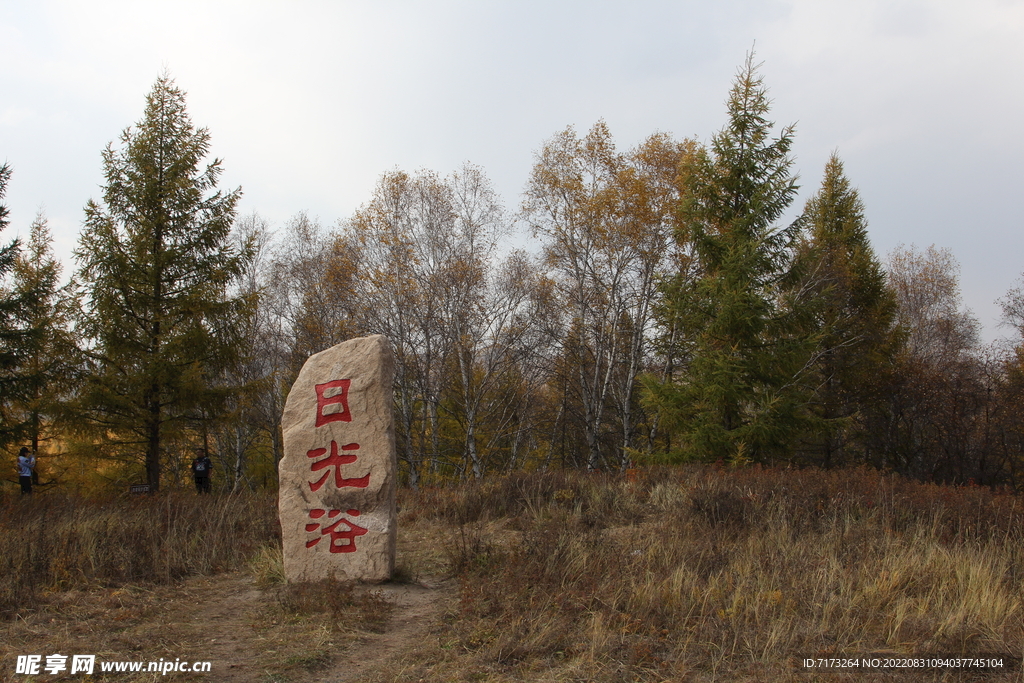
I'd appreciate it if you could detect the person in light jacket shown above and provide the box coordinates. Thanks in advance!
[17,447,35,495]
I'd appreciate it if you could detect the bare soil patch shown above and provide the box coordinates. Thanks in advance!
[0,570,455,683]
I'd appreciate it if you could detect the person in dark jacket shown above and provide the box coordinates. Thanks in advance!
[191,449,213,493]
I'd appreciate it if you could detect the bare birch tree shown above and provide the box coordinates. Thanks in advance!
[524,121,693,470]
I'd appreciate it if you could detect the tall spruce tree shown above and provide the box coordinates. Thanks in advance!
[645,55,814,463]
[76,75,250,491]
[797,154,898,466]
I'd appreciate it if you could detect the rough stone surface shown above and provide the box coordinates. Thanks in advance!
[279,334,397,583]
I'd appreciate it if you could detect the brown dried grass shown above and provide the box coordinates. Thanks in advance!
[4,467,1024,681]
[405,466,1024,682]
[0,490,279,619]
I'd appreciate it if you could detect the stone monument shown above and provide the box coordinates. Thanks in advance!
[279,334,397,583]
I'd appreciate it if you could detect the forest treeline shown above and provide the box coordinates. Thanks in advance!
[3,57,1024,492]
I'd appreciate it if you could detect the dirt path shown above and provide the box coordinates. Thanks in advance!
[178,573,268,681]
[318,577,454,683]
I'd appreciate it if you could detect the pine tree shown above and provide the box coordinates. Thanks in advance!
[645,54,813,463]
[75,75,251,491]
[797,154,898,466]
[0,163,37,448]
[11,212,82,458]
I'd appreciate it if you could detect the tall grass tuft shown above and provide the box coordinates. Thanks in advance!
[0,490,279,618]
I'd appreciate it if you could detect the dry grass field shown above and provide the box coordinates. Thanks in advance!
[2,466,1023,681]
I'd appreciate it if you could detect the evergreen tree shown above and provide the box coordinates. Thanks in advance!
[797,154,898,466]
[645,55,814,463]
[10,212,82,458]
[75,75,251,491]
[0,163,36,448]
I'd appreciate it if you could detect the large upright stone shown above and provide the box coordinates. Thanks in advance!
[279,334,397,583]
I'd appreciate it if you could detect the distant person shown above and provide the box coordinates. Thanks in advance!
[191,449,213,494]
[17,447,36,495]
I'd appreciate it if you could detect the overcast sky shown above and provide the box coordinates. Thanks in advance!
[2,0,1022,342]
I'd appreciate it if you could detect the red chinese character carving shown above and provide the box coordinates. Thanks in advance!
[307,441,370,492]
[305,508,368,553]
[315,379,352,426]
